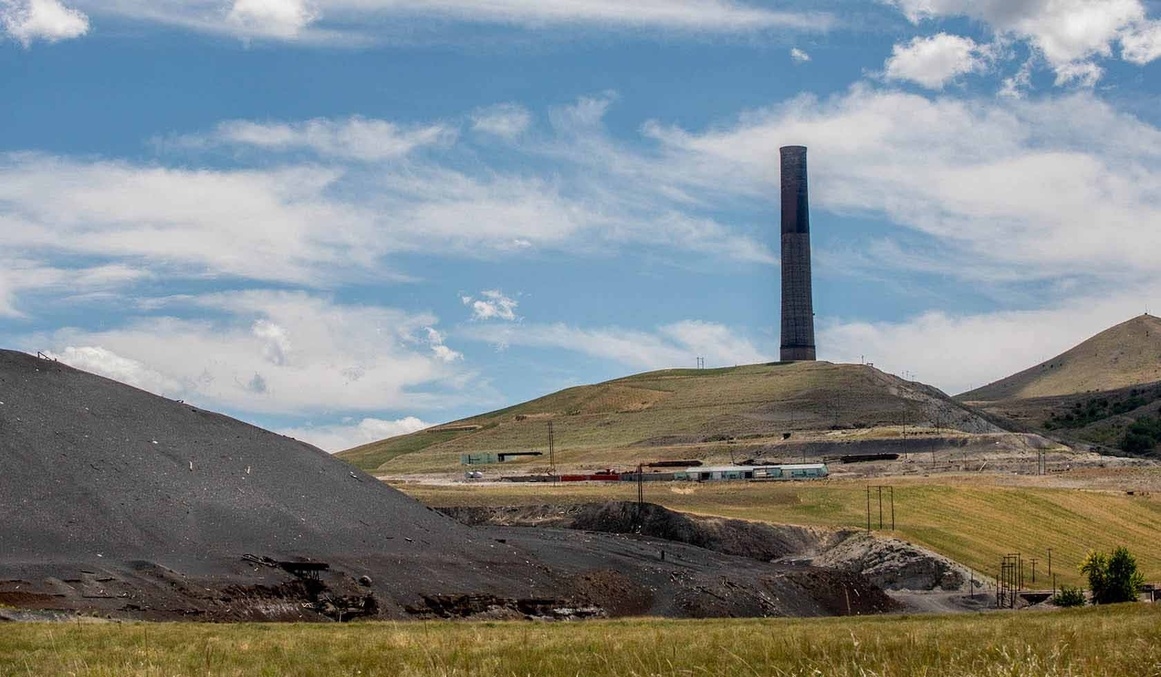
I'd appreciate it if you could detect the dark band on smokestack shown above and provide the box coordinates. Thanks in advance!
[780,145,816,362]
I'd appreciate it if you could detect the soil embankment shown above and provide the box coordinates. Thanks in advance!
[441,502,983,609]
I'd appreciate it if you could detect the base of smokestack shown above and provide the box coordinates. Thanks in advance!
[780,347,816,361]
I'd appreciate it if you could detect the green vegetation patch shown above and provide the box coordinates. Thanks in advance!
[1120,415,1161,455]
[2,606,1158,676]
[1044,389,1160,431]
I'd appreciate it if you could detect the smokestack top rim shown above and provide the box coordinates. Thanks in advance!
[779,145,808,153]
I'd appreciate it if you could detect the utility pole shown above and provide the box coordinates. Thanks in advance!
[890,486,895,530]
[636,463,645,532]
[548,420,556,482]
[1030,558,1037,584]
[866,486,871,532]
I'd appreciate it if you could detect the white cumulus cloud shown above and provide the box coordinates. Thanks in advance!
[1121,20,1161,64]
[425,327,463,363]
[462,290,519,322]
[820,284,1161,396]
[790,47,811,63]
[227,0,317,38]
[1052,60,1103,87]
[280,416,431,453]
[38,291,472,416]
[1,0,88,45]
[887,0,1158,85]
[884,33,989,89]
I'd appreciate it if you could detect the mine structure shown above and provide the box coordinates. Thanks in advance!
[780,145,817,361]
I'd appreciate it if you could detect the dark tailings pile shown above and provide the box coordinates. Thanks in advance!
[0,350,892,621]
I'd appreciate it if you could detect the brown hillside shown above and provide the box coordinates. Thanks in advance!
[960,314,1161,402]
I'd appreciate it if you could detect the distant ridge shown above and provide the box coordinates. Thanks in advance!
[960,314,1161,402]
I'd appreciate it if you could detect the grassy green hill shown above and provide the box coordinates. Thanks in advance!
[339,361,1000,473]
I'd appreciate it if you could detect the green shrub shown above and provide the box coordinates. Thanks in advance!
[1119,416,1161,454]
[1052,585,1086,607]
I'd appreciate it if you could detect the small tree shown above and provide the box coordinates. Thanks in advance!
[1081,546,1144,604]
[1106,546,1146,603]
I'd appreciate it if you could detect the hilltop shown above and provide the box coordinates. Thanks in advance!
[958,315,1161,455]
[960,314,1161,402]
[340,361,1005,474]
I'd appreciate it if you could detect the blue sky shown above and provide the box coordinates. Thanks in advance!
[2,0,1160,451]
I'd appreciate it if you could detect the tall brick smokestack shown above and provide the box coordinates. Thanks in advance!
[780,145,816,361]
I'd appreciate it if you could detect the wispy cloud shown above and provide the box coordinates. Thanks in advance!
[0,155,379,286]
[0,100,775,312]
[193,117,456,161]
[0,259,146,317]
[642,86,1161,292]
[467,320,768,370]
[471,103,532,139]
[59,0,833,44]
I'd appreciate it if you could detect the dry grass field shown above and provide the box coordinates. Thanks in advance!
[2,605,1157,676]
[399,471,1161,588]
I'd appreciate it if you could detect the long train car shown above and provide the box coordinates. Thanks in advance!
[555,463,827,483]
[673,463,828,481]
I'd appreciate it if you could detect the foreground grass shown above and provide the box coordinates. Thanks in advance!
[1,605,1158,676]
[401,476,1161,588]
